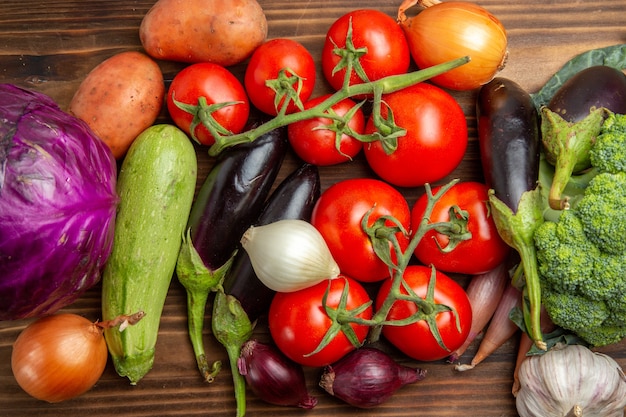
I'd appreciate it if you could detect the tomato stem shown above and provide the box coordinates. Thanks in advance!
[207,56,469,156]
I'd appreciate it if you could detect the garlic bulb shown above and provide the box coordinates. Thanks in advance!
[240,219,340,292]
[515,344,626,417]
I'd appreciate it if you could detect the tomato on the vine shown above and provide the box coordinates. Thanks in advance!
[375,265,472,361]
[411,181,509,274]
[311,178,410,283]
[167,62,249,146]
[287,94,365,166]
[363,82,468,187]
[268,277,372,367]
[321,9,410,93]
[244,38,316,116]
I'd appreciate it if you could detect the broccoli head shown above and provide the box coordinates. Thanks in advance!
[534,168,626,346]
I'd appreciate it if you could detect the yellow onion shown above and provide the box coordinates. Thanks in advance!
[11,312,144,402]
[398,0,508,91]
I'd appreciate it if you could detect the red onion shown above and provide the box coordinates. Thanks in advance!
[237,339,317,409]
[319,347,426,408]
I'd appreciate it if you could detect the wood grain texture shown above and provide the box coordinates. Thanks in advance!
[1,0,625,416]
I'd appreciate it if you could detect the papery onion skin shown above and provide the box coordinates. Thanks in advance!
[399,1,508,91]
[319,347,427,408]
[11,314,108,403]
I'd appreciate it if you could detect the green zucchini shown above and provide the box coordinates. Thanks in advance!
[101,124,197,384]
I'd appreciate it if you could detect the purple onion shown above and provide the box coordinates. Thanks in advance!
[319,347,427,408]
[237,339,317,409]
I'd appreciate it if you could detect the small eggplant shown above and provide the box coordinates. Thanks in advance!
[222,163,321,322]
[238,339,317,409]
[477,77,541,212]
[548,65,626,123]
[319,347,426,408]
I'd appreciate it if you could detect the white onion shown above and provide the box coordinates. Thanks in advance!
[240,219,340,292]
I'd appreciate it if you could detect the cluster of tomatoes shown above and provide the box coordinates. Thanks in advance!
[167,9,510,366]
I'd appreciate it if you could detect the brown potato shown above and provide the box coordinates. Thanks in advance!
[139,0,267,66]
[68,51,165,159]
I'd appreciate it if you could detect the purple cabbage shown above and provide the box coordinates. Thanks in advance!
[0,83,118,320]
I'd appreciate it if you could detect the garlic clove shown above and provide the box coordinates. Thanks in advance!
[241,219,340,292]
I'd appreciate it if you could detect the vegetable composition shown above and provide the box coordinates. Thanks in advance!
[139,0,267,66]
[68,51,165,159]
[101,124,197,384]
[0,84,118,321]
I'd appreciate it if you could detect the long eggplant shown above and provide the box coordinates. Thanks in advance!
[476,77,546,350]
[222,163,321,322]
[477,77,540,212]
[176,127,288,383]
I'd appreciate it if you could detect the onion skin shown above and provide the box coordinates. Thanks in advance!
[237,339,317,409]
[319,347,427,408]
[11,314,108,403]
[448,261,509,362]
[399,1,508,91]
[455,283,522,371]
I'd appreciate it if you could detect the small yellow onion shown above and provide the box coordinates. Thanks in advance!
[398,0,508,91]
[241,219,340,292]
[11,313,108,403]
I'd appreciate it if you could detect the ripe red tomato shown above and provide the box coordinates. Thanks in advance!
[411,181,509,274]
[287,94,364,166]
[268,277,372,367]
[244,38,316,116]
[167,62,249,146]
[363,83,468,187]
[311,178,410,283]
[375,265,472,361]
[322,9,410,93]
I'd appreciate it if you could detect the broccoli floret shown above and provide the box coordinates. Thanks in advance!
[589,112,626,174]
[574,171,626,254]
[575,324,626,347]
[541,289,609,332]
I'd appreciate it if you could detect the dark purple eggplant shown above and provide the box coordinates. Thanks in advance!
[477,77,541,212]
[541,65,626,210]
[476,78,546,350]
[176,127,288,383]
[238,339,317,409]
[186,128,288,271]
[319,347,426,408]
[222,163,321,322]
[548,65,626,122]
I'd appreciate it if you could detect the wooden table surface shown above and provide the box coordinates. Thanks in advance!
[1,0,625,416]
